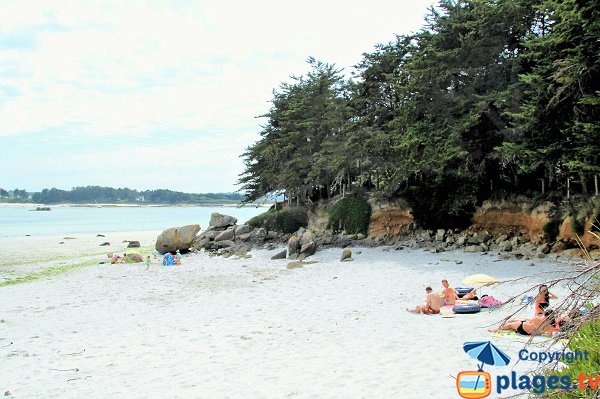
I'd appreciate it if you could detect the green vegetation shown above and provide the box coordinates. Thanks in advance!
[239,0,599,228]
[328,197,371,235]
[543,218,562,243]
[0,260,98,287]
[24,186,244,204]
[543,318,600,398]
[247,207,308,234]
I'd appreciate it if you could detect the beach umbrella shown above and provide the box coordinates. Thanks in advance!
[463,341,511,368]
[462,274,498,286]
[463,341,511,391]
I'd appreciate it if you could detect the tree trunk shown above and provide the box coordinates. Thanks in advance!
[567,178,570,199]
[580,173,588,195]
[541,179,545,195]
[595,175,598,196]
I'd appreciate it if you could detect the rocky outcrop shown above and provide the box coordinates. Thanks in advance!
[209,213,237,228]
[127,240,141,248]
[558,217,599,249]
[368,198,415,241]
[471,200,552,245]
[155,224,200,254]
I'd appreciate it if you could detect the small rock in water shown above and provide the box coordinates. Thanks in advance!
[59,242,64,245]
[25,234,31,237]
[96,234,105,237]
[99,242,110,246]
[63,237,76,240]
[127,241,141,248]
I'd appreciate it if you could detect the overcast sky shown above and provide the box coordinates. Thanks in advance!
[1,0,433,193]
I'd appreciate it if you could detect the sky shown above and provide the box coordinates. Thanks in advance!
[1,0,434,193]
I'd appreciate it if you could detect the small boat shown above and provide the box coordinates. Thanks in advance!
[33,206,51,211]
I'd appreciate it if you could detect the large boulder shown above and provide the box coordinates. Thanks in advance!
[235,224,251,235]
[155,224,200,254]
[299,241,316,258]
[271,249,287,260]
[214,228,235,242]
[127,240,141,248]
[288,235,300,257]
[209,213,237,228]
[464,245,483,253]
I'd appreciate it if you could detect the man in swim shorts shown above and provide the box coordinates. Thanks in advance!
[408,287,441,314]
[442,279,459,305]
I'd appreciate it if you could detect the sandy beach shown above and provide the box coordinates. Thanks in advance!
[0,234,574,398]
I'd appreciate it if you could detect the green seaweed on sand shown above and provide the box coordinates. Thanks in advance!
[0,260,98,287]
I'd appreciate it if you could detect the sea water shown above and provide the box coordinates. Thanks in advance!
[0,205,266,237]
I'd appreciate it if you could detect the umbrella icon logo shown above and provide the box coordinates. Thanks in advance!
[456,341,511,399]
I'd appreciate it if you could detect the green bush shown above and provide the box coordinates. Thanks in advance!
[327,197,371,235]
[247,207,308,234]
[543,317,600,398]
[543,218,562,242]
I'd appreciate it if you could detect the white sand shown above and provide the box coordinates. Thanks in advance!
[0,237,575,398]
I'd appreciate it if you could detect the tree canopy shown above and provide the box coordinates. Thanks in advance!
[239,0,599,228]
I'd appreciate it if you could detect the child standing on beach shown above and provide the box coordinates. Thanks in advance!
[145,255,151,270]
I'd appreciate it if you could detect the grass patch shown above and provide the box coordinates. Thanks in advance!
[327,197,371,235]
[0,260,99,287]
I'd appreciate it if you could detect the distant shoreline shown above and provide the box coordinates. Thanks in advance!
[0,202,272,208]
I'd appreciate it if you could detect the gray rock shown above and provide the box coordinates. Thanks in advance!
[356,233,366,240]
[100,242,110,246]
[192,236,209,250]
[253,228,267,242]
[468,236,481,245]
[127,240,140,248]
[214,228,235,242]
[271,249,287,260]
[445,236,455,245]
[236,233,251,241]
[300,241,316,257]
[536,253,546,259]
[457,236,467,246]
[464,245,483,253]
[495,234,509,244]
[340,248,352,262]
[435,229,445,241]
[480,243,489,252]
[499,241,513,252]
[155,224,201,254]
[421,230,432,241]
[537,243,551,254]
[288,235,300,257]
[235,224,251,235]
[286,261,304,269]
[209,213,238,228]
[210,240,236,250]
[126,253,143,263]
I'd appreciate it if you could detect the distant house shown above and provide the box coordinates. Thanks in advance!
[136,195,145,202]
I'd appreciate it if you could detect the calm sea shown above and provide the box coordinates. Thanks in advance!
[0,205,266,237]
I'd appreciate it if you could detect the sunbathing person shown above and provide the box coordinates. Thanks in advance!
[407,287,441,314]
[488,310,559,336]
[441,279,459,305]
[534,284,558,315]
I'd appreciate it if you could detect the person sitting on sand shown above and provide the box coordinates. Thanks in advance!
[408,287,441,314]
[174,249,182,265]
[441,279,459,305]
[534,284,558,315]
[488,309,559,336]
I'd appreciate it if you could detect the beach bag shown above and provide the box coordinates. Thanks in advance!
[479,295,503,308]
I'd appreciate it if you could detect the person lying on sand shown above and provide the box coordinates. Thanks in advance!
[488,309,559,336]
[407,287,441,314]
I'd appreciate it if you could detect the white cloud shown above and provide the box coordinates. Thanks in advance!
[0,0,433,190]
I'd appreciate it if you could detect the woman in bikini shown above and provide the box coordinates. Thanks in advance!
[534,284,558,315]
[488,310,559,336]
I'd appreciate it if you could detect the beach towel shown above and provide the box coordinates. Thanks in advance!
[479,295,503,308]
